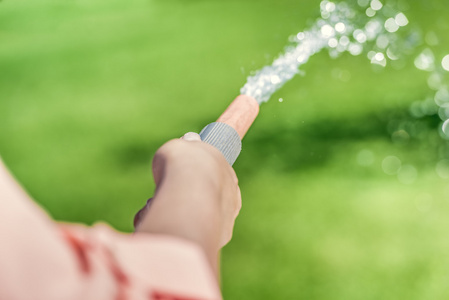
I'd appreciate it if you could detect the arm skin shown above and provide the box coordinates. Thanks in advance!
[134,133,242,276]
[0,132,241,299]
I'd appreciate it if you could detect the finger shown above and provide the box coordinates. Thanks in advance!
[134,198,153,229]
[181,132,201,141]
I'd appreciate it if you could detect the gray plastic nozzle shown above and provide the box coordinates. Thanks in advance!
[199,122,242,166]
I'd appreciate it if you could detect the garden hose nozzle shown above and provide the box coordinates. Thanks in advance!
[199,95,259,165]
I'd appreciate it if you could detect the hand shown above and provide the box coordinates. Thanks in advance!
[134,132,242,273]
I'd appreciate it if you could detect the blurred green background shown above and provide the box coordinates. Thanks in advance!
[1,0,449,298]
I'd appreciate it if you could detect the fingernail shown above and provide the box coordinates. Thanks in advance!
[181,132,201,141]
[134,198,153,229]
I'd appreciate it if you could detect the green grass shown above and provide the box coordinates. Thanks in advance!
[1,0,449,298]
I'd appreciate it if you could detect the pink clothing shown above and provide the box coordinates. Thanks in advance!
[0,161,221,300]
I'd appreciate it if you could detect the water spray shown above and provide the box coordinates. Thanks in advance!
[199,0,414,164]
[199,0,413,164]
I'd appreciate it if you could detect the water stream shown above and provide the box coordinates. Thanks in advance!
[240,0,449,182]
[240,0,448,140]
[240,0,412,104]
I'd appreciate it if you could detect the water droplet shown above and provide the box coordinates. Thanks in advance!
[353,29,367,43]
[394,13,409,27]
[442,55,449,71]
[365,20,382,40]
[357,0,370,7]
[375,52,385,60]
[357,149,375,166]
[384,18,399,33]
[370,0,383,11]
[414,48,435,72]
[366,7,376,17]
[325,2,336,12]
[335,22,346,33]
[376,35,389,49]
[297,54,307,63]
[439,107,449,121]
[270,75,281,84]
[328,38,338,48]
[321,11,330,19]
[367,50,376,60]
[349,43,363,56]
[422,96,439,115]
[442,120,449,138]
[435,87,449,107]
[278,98,284,102]
[339,36,350,47]
[427,73,442,90]
[382,156,401,175]
[241,0,412,104]
[321,24,335,38]
[386,47,399,60]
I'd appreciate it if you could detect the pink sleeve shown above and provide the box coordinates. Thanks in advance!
[0,161,221,300]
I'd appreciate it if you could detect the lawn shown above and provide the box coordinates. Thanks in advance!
[1,0,449,298]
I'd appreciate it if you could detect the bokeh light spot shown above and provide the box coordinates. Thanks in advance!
[392,130,410,144]
[357,0,370,7]
[442,55,449,71]
[270,75,281,84]
[414,49,435,72]
[376,35,389,49]
[353,29,367,43]
[370,0,383,11]
[357,149,375,166]
[335,22,346,33]
[386,47,399,60]
[397,165,418,184]
[427,73,442,90]
[384,18,399,33]
[349,43,363,56]
[425,31,439,46]
[321,24,335,38]
[436,159,449,179]
[442,119,449,138]
[382,156,401,175]
[394,13,409,27]
[438,107,449,121]
[339,36,350,47]
[365,7,376,17]
[328,38,338,48]
[325,2,336,12]
[375,52,384,61]
[435,87,449,107]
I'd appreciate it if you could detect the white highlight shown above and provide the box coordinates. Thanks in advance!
[370,0,383,11]
[321,25,335,38]
[442,55,449,71]
[384,18,399,33]
[335,22,346,33]
[240,1,410,104]
[395,13,409,26]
